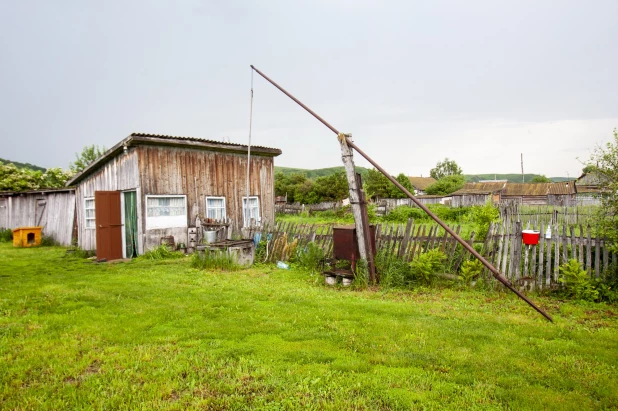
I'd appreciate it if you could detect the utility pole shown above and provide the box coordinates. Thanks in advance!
[521,153,524,183]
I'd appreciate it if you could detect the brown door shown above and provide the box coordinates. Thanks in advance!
[95,191,123,260]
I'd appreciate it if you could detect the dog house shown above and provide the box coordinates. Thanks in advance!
[12,226,42,247]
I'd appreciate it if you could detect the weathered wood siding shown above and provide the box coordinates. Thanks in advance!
[75,150,140,252]
[451,194,491,207]
[0,191,75,245]
[137,145,275,251]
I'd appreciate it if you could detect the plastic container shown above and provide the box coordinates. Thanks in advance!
[277,261,289,270]
[522,230,540,245]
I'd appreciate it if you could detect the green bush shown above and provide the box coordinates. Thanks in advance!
[409,249,446,285]
[558,259,598,302]
[427,204,472,222]
[469,201,500,241]
[375,250,410,288]
[191,251,241,271]
[139,245,184,260]
[0,228,12,242]
[296,242,324,273]
[254,239,268,263]
[459,259,483,285]
[381,206,429,223]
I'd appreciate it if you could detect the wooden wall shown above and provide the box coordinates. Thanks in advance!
[451,194,491,207]
[0,191,75,245]
[136,145,276,251]
[75,150,141,252]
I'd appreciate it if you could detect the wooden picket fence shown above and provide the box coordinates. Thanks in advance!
[250,220,615,289]
[249,220,479,271]
[484,221,615,289]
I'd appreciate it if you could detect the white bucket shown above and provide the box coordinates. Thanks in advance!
[204,230,217,243]
[325,276,337,286]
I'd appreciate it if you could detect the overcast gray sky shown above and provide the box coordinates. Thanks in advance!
[1,0,617,178]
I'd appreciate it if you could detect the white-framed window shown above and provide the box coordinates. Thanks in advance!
[145,195,187,230]
[84,197,95,229]
[205,196,226,221]
[242,196,260,225]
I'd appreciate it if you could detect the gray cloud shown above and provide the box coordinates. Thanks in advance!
[1,0,616,177]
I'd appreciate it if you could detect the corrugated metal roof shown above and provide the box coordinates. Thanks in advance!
[451,182,506,195]
[407,176,437,190]
[548,181,576,195]
[500,181,576,196]
[129,132,281,152]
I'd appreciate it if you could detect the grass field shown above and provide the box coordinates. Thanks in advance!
[1,243,617,410]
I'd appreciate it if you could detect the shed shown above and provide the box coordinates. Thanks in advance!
[66,133,282,260]
[407,176,437,195]
[0,188,76,246]
[501,182,577,206]
[450,182,506,207]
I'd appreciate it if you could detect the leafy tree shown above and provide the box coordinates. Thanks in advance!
[587,129,618,252]
[429,158,462,180]
[530,175,551,183]
[274,172,313,203]
[0,162,73,191]
[388,173,415,199]
[582,164,596,174]
[364,169,414,199]
[311,171,349,203]
[70,144,106,173]
[364,168,391,199]
[424,175,465,195]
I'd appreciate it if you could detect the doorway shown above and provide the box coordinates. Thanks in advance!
[95,191,123,261]
[123,191,138,258]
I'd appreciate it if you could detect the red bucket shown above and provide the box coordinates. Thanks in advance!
[522,230,540,245]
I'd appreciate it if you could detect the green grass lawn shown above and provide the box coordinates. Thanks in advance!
[1,244,617,410]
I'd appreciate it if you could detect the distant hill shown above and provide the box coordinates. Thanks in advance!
[0,157,46,172]
[465,174,571,183]
[275,166,370,179]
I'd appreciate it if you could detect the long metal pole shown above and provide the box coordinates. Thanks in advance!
[250,65,553,322]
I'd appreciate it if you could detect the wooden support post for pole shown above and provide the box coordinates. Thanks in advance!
[356,172,376,283]
[338,133,373,282]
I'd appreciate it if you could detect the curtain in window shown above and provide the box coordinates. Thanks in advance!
[243,197,260,223]
[124,191,138,258]
[206,198,225,220]
[147,197,186,217]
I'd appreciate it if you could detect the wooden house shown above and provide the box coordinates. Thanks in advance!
[407,176,437,195]
[575,172,603,206]
[66,133,281,260]
[501,182,577,206]
[451,182,506,207]
[0,188,76,246]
